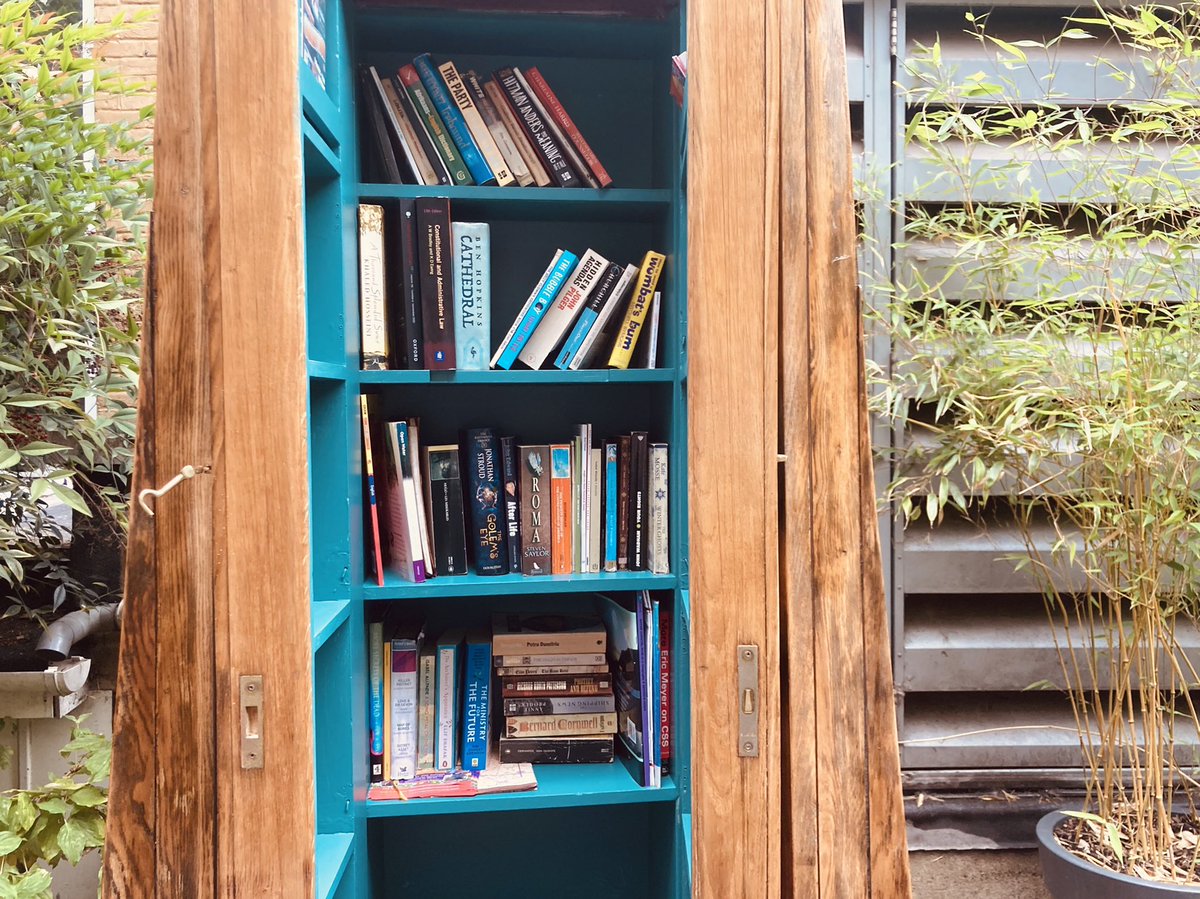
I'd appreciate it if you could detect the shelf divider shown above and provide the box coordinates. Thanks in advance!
[365,571,675,601]
[359,368,674,386]
[312,599,352,650]
[315,832,354,899]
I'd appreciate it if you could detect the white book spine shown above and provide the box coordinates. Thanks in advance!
[439,61,516,187]
[589,448,602,573]
[518,249,608,370]
[407,421,434,576]
[649,443,670,574]
[570,263,637,371]
[358,204,388,369]
[513,67,598,189]
[436,645,456,771]
[452,222,490,370]
[485,78,551,187]
[490,251,562,368]
[645,291,662,368]
[389,641,419,780]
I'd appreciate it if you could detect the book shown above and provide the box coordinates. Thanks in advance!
[500,674,613,697]
[589,447,602,574]
[360,396,385,587]
[512,67,597,189]
[490,250,578,370]
[451,221,490,370]
[659,607,672,768]
[390,627,422,781]
[493,67,582,188]
[368,621,385,782]
[500,436,522,575]
[494,651,607,668]
[609,251,667,369]
[648,442,670,574]
[496,664,610,676]
[571,264,637,370]
[300,0,327,88]
[517,249,608,370]
[382,640,392,780]
[424,444,468,575]
[460,630,491,771]
[371,67,434,185]
[628,431,649,571]
[524,66,613,188]
[553,261,626,370]
[491,612,606,655]
[434,629,464,771]
[599,595,646,769]
[616,434,631,570]
[603,440,618,572]
[518,445,551,576]
[358,204,389,370]
[503,695,616,716]
[397,64,472,186]
[382,418,426,583]
[413,53,495,186]
[549,443,572,574]
[407,418,435,577]
[462,428,508,575]
[367,759,537,800]
[437,60,515,187]
[391,72,452,186]
[504,712,618,739]
[415,197,455,370]
[464,70,534,187]
[572,427,587,573]
[390,198,424,369]
[417,647,436,772]
[484,77,551,187]
[641,593,661,787]
[359,69,403,184]
[637,291,663,369]
[498,736,614,764]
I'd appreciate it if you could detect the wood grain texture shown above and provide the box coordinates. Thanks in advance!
[103,0,313,895]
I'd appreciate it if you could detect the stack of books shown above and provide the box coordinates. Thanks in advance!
[493,611,617,764]
[360,56,612,189]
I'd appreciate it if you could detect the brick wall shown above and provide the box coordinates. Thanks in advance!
[93,0,157,145]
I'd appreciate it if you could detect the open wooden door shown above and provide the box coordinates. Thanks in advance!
[102,0,314,895]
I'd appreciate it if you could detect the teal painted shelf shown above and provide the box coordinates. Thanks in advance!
[308,360,348,381]
[301,66,340,153]
[303,119,341,178]
[312,599,352,650]
[360,368,675,385]
[356,184,672,222]
[365,766,677,818]
[315,832,354,899]
[364,571,675,601]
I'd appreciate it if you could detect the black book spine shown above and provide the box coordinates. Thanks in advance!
[629,431,649,570]
[392,74,451,186]
[396,198,423,369]
[493,67,581,188]
[427,447,468,575]
[462,428,508,575]
[500,436,522,574]
[498,737,614,764]
[359,68,402,184]
[415,197,455,370]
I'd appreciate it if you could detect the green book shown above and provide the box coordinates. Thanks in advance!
[397,64,473,186]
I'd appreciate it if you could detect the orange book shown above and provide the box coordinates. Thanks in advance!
[549,443,572,575]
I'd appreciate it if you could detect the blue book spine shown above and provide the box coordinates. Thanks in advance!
[553,305,600,370]
[603,442,618,572]
[368,622,384,782]
[460,636,491,771]
[495,251,578,370]
[452,222,490,371]
[413,54,495,186]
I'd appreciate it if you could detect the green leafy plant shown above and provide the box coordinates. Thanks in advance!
[872,1,1200,883]
[0,0,150,618]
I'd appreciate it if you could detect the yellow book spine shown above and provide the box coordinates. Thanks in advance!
[382,642,392,781]
[607,251,666,369]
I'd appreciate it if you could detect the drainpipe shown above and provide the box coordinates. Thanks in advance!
[35,603,120,663]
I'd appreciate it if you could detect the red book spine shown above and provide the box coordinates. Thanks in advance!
[524,67,613,189]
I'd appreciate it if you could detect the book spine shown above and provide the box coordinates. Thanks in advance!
[484,78,551,187]
[501,674,612,696]
[382,642,392,780]
[498,737,614,764]
[503,695,616,716]
[572,434,583,573]
[491,250,577,370]
[549,443,572,575]
[524,66,613,188]
[497,664,610,676]
[451,221,489,370]
[645,291,662,368]
[464,69,533,186]
[413,53,494,185]
[415,197,455,370]
[392,199,423,369]
[500,436,521,574]
[518,445,551,576]
[647,598,661,786]
[493,67,582,188]
[495,651,609,668]
[426,446,468,575]
[589,447,602,573]
[417,649,436,771]
[435,642,458,771]
[398,422,429,581]
[360,397,385,586]
[616,434,631,570]
[513,67,597,188]
[629,431,649,571]
[397,64,472,185]
[648,442,670,574]
[359,69,402,183]
[463,428,508,575]
[554,261,624,370]
[392,73,452,186]
[503,712,618,738]
[638,591,653,786]
[609,251,667,369]
[390,638,420,781]
[659,610,672,765]
[517,248,608,370]
[368,622,384,782]
[571,264,637,371]
[384,421,425,582]
[438,60,514,186]
[374,69,433,185]
[358,204,389,370]
[460,639,491,771]
[603,441,618,572]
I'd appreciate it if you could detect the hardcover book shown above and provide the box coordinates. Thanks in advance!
[460,630,491,771]
[609,251,667,369]
[524,66,613,188]
[648,442,670,574]
[451,222,489,370]
[464,69,534,186]
[512,67,596,188]
[417,647,437,772]
[368,621,385,782]
[391,198,424,369]
[504,712,618,739]
[413,53,495,186]
[484,78,551,187]
[462,428,508,575]
[517,445,551,576]
[500,437,522,574]
[491,249,577,370]
[628,431,649,571]
[424,444,468,576]
[554,261,625,370]
[500,674,613,697]
[397,64,472,185]
[491,612,606,655]
[572,263,637,370]
[518,249,608,370]
[435,629,464,771]
[502,695,617,717]
[496,664,610,676]
[357,204,389,370]
[438,60,515,187]
[493,67,582,188]
[549,443,572,574]
[359,70,403,184]
[390,628,422,781]
[369,67,433,185]
[416,197,455,370]
[498,736,614,764]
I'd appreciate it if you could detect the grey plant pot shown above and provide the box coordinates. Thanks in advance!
[1038,811,1200,897]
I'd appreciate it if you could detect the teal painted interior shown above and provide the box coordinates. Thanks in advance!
[303,1,689,895]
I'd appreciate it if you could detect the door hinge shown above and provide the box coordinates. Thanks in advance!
[240,675,264,769]
[890,8,899,57]
[737,645,759,757]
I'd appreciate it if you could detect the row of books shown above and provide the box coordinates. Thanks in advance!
[360,55,612,189]
[367,598,671,795]
[361,405,671,584]
[358,198,665,373]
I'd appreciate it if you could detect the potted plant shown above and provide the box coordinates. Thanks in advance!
[874,4,1200,893]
